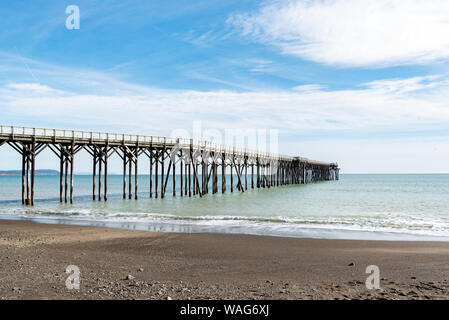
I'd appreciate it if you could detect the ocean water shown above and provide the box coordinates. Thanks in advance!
[0,174,449,241]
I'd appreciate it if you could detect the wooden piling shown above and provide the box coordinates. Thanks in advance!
[150,148,153,198]
[22,145,25,205]
[98,149,102,201]
[164,161,171,198]
[230,161,234,193]
[135,146,138,200]
[201,160,206,196]
[251,163,254,189]
[93,147,97,200]
[184,161,190,197]
[188,163,192,197]
[128,150,132,200]
[244,158,248,190]
[104,146,108,202]
[191,160,195,196]
[173,160,176,197]
[70,143,74,204]
[123,148,126,199]
[267,164,270,189]
[180,155,183,197]
[161,150,165,199]
[222,154,226,193]
[213,162,218,194]
[185,162,188,196]
[31,140,35,206]
[59,148,63,202]
[256,159,260,188]
[64,148,68,203]
[155,152,159,198]
[26,146,30,205]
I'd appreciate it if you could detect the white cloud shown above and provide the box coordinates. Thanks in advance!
[7,83,57,94]
[2,75,449,136]
[229,0,449,67]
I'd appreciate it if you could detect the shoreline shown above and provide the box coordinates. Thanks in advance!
[1,219,449,299]
[2,213,449,242]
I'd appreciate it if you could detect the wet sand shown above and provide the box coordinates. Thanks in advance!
[1,219,449,300]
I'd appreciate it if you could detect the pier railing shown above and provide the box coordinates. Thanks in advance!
[1,125,302,162]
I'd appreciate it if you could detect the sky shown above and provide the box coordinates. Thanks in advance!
[1,0,449,173]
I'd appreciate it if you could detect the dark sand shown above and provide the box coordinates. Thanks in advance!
[1,219,449,300]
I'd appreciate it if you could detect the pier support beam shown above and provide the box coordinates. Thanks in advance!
[180,152,183,197]
[188,163,192,197]
[135,145,138,200]
[256,158,260,188]
[251,163,254,189]
[149,147,153,198]
[173,159,176,197]
[244,157,248,190]
[128,149,132,199]
[230,160,234,193]
[18,143,33,205]
[222,154,226,193]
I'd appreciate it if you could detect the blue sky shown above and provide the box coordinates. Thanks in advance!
[1,0,449,173]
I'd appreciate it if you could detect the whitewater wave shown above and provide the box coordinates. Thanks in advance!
[2,207,449,241]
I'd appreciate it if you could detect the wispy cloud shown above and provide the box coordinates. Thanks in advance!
[362,75,446,93]
[7,83,57,94]
[229,0,449,68]
[292,84,325,92]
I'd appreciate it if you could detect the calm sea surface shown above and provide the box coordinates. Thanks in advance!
[1,174,448,241]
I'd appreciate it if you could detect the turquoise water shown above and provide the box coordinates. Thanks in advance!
[1,174,449,241]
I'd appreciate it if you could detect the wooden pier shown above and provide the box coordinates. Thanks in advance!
[0,125,339,205]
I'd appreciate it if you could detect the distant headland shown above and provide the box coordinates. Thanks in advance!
[0,169,59,176]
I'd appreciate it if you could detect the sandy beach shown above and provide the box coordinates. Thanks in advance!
[1,219,449,300]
